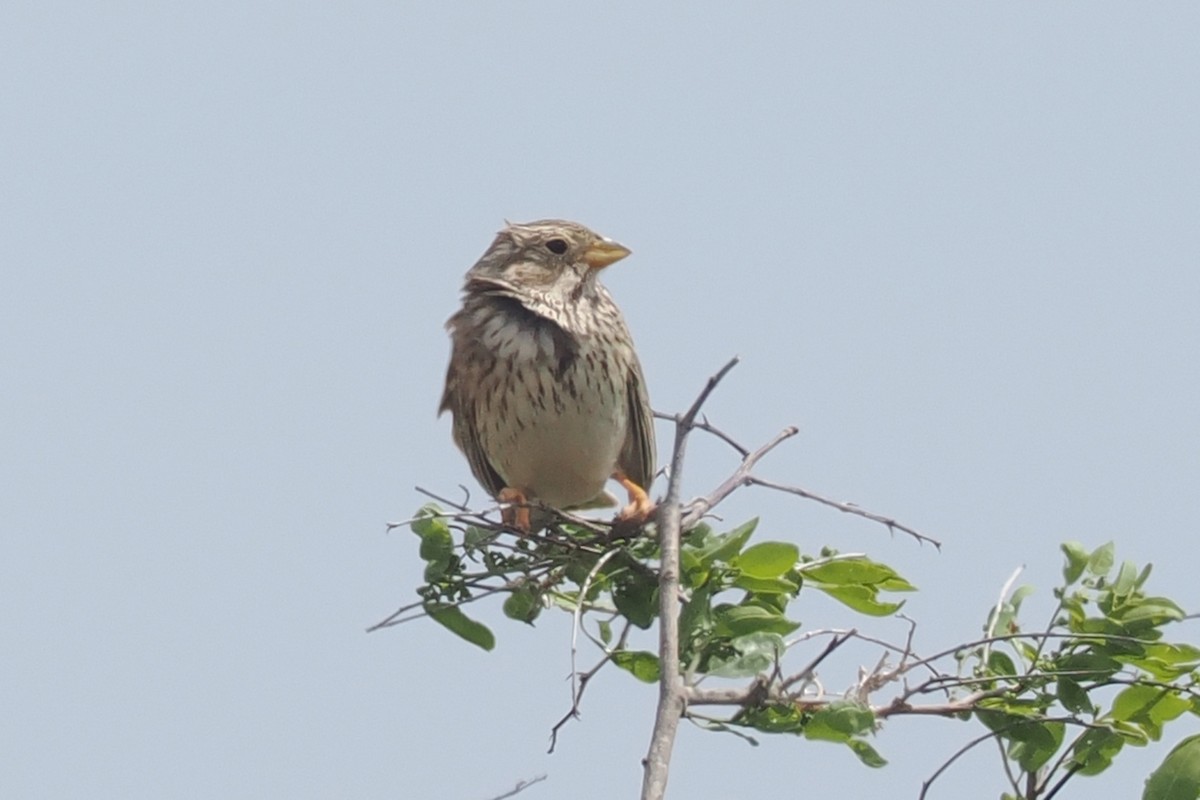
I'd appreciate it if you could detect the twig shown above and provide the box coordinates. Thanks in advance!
[671,415,937,547]
[745,476,939,548]
[568,550,620,707]
[365,583,514,632]
[548,622,631,753]
[1041,763,1082,800]
[416,484,472,512]
[918,717,1112,800]
[780,630,856,691]
[482,774,547,800]
[680,426,799,528]
[981,565,1025,666]
[654,410,751,457]
[919,725,1017,799]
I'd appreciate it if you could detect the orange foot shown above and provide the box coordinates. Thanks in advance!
[498,487,531,533]
[613,471,655,527]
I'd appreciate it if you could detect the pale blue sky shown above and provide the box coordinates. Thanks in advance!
[4,4,1199,799]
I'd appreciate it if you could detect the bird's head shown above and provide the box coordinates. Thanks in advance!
[464,219,631,311]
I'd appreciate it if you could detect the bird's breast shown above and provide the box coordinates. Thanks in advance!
[473,331,630,509]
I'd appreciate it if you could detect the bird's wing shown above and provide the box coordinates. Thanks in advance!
[618,354,656,491]
[440,336,507,500]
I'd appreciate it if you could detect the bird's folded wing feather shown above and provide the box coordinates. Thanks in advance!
[619,358,656,490]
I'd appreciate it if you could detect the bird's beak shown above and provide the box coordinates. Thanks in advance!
[582,239,631,270]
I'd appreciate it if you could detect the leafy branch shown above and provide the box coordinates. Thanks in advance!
[378,361,1200,800]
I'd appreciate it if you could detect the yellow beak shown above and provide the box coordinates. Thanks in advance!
[582,239,632,270]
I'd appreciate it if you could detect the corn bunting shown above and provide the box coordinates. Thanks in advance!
[439,219,656,531]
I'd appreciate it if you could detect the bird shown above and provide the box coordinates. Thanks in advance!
[439,219,656,532]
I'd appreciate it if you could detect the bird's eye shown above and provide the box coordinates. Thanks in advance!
[544,238,568,255]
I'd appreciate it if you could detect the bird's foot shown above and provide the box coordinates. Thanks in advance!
[613,473,655,531]
[498,487,531,533]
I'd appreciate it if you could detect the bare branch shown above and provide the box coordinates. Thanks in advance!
[678,356,740,427]
[416,484,473,512]
[680,426,799,528]
[780,630,857,692]
[481,774,548,800]
[919,726,1008,800]
[548,621,631,753]
[654,410,751,457]
[670,414,936,547]
[642,357,739,800]
[746,476,940,548]
[981,565,1025,666]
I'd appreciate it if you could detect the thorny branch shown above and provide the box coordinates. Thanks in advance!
[640,356,741,800]
[386,358,1197,799]
[549,620,631,754]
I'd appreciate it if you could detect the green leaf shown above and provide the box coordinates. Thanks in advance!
[987,650,1017,676]
[816,584,904,617]
[735,542,799,579]
[613,574,658,629]
[612,650,661,683]
[1007,720,1065,772]
[714,604,801,637]
[802,704,886,766]
[411,507,447,538]
[732,573,801,594]
[1113,560,1140,597]
[1057,677,1094,715]
[1070,727,1124,776]
[846,738,888,768]
[679,581,714,654]
[706,632,785,679]
[1110,685,1192,741]
[597,619,613,646]
[1116,597,1186,626]
[679,546,706,586]
[425,603,495,651]
[1135,562,1155,589]
[805,701,876,739]
[423,560,451,582]
[1144,734,1200,800]
[564,553,599,586]
[736,703,806,734]
[1057,651,1122,681]
[463,525,493,549]
[1088,542,1116,576]
[1062,541,1090,584]
[413,514,454,565]
[698,518,760,565]
[802,558,914,590]
[502,587,541,624]
[1123,643,1200,681]
[1009,584,1036,613]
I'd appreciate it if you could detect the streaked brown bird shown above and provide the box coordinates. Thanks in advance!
[439,219,656,532]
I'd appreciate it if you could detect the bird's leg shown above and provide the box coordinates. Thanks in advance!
[613,471,655,526]
[498,487,531,533]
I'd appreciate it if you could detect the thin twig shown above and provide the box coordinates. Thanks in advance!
[746,476,939,548]
[548,621,632,752]
[568,550,621,706]
[780,630,856,691]
[918,718,1112,800]
[654,410,751,458]
[680,426,798,528]
[1042,763,1082,800]
[482,774,548,800]
[982,565,1025,666]
[919,726,1015,799]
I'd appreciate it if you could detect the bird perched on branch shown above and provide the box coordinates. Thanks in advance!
[440,219,656,532]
